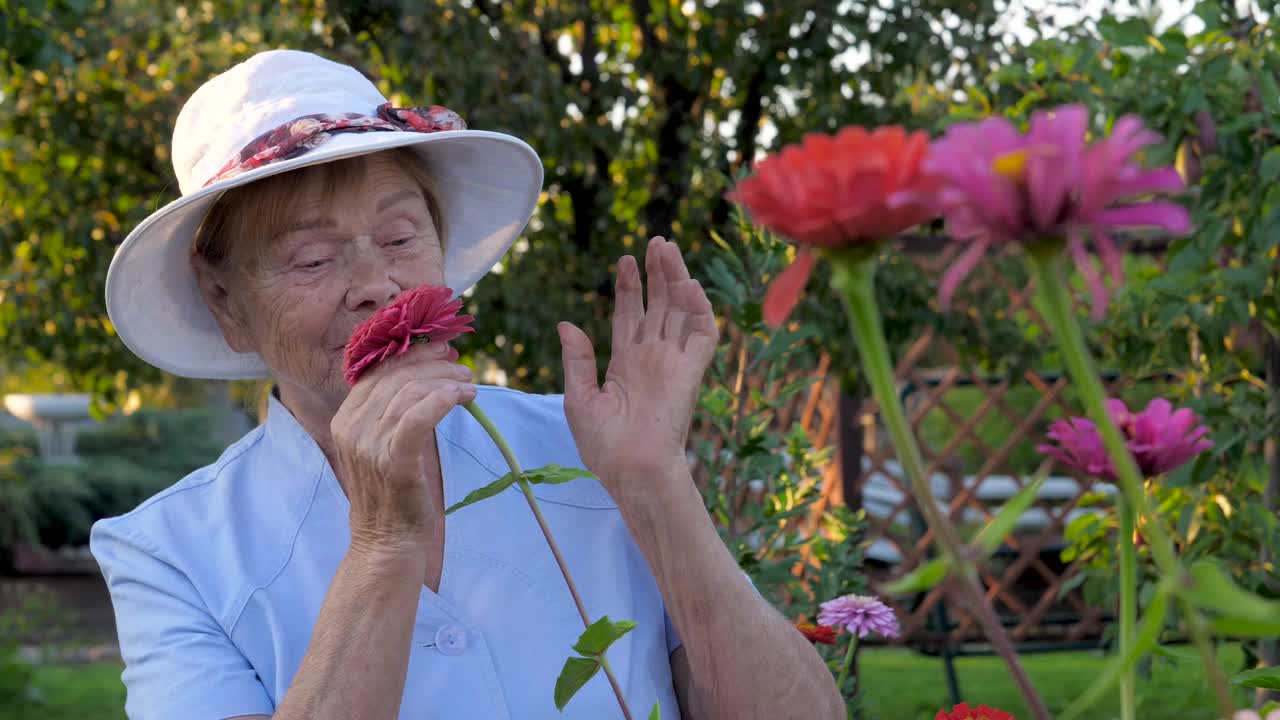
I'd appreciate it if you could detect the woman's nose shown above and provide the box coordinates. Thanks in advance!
[344,249,399,312]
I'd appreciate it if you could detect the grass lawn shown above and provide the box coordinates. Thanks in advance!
[858,644,1249,720]
[0,645,1252,719]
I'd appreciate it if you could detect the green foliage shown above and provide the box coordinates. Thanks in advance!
[552,656,600,711]
[444,471,519,515]
[0,408,223,549]
[0,0,1012,400]
[1232,666,1280,690]
[570,616,636,657]
[693,220,871,713]
[444,464,596,514]
[554,615,636,711]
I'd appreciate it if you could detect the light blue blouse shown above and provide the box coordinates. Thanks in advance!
[91,386,682,720]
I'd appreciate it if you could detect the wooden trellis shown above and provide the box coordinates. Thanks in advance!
[690,241,1129,646]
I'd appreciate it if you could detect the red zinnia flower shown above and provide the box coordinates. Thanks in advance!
[342,284,475,385]
[935,702,1016,720]
[727,125,939,327]
[795,622,838,645]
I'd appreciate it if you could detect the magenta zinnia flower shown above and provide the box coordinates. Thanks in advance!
[1039,398,1213,480]
[817,594,900,639]
[923,104,1191,317]
[343,284,475,385]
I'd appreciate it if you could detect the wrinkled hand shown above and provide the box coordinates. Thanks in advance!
[558,237,719,497]
[330,342,476,551]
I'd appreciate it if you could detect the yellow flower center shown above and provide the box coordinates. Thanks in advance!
[992,149,1028,183]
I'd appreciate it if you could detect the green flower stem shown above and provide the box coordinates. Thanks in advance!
[1025,243,1234,720]
[464,401,634,720]
[835,633,859,701]
[1118,495,1138,720]
[826,246,1052,720]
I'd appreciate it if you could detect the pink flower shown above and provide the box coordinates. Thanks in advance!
[817,594,900,639]
[1233,710,1280,720]
[342,285,475,385]
[924,104,1191,318]
[1039,398,1213,480]
[726,126,939,327]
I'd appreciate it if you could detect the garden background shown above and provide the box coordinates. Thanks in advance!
[0,0,1277,718]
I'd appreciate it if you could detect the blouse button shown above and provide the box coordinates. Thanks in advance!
[435,624,468,656]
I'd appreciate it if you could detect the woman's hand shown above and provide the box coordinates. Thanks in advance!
[330,341,476,552]
[558,236,719,500]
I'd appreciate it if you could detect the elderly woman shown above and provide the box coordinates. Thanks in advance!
[90,50,842,720]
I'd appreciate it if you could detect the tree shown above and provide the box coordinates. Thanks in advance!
[0,0,1009,401]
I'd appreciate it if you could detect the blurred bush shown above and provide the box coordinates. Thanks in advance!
[0,408,223,552]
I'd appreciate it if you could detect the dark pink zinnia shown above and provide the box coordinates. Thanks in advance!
[342,285,474,385]
[1039,398,1213,480]
[923,104,1191,318]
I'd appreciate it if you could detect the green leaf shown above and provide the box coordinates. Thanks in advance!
[1098,16,1150,48]
[554,656,601,710]
[649,700,661,720]
[572,615,638,656]
[1210,617,1280,638]
[523,464,598,486]
[1262,147,1280,183]
[1060,583,1172,720]
[1230,666,1280,690]
[1184,560,1280,625]
[881,558,949,595]
[444,471,518,514]
[974,470,1048,556]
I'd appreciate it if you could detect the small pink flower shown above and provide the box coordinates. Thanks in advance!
[1233,710,1280,720]
[1039,398,1213,480]
[342,285,475,385]
[817,594,900,639]
[923,104,1191,318]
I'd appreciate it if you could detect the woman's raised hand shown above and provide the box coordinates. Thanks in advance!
[557,236,719,501]
[330,341,476,551]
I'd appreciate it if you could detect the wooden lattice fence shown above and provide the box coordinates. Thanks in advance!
[690,241,1143,647]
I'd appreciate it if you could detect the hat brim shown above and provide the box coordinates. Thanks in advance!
[106,130,543,380]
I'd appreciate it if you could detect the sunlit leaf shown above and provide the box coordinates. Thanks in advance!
[974,469,1048,556]
[881,558,949,596]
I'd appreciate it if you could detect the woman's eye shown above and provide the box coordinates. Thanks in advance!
[296,258,329,270]
[388,236,414,247]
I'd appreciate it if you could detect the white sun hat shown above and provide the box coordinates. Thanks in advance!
[105,49,543,380]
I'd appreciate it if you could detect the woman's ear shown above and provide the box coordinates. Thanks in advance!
[192,255,256,354]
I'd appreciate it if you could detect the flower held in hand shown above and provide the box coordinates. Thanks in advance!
[817,594,900,639]
[343,284,475,385]
[726,126,938,326]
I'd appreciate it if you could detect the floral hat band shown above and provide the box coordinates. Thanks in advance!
[203,102,467,187]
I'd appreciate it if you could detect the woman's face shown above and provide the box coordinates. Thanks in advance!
[216,153,446,404]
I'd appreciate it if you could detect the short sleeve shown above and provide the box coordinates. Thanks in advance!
[664,607,682,654]
[91,520,274,720]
